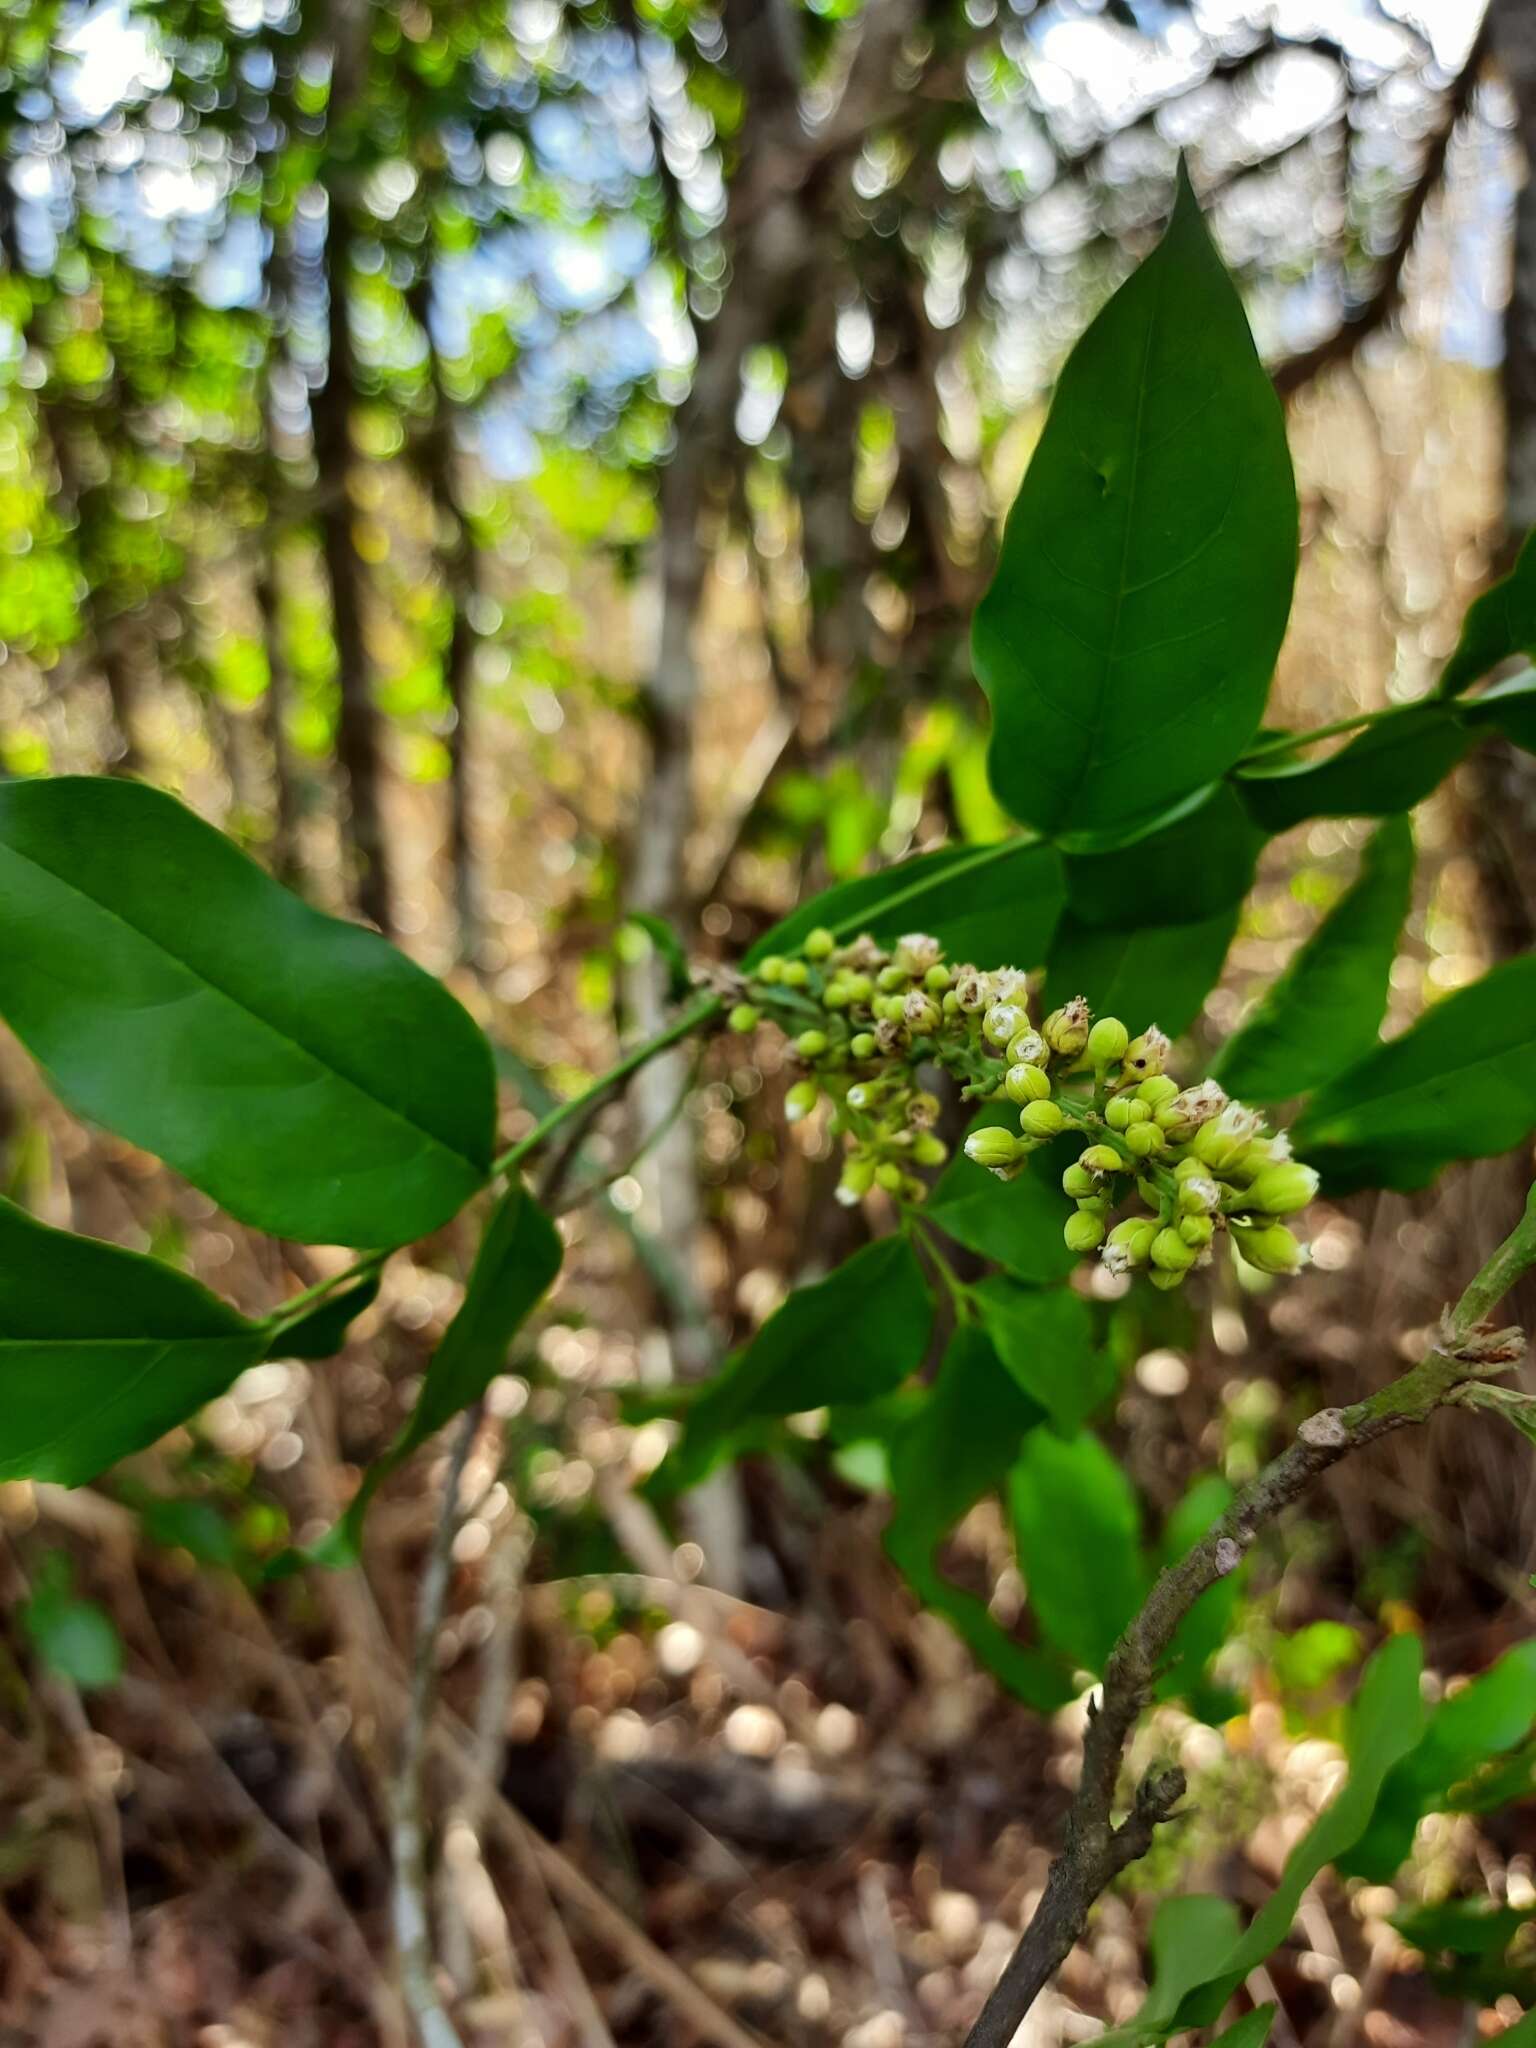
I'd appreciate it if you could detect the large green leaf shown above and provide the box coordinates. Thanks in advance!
[1167,1634,1426,2030]
[0,1196,268,1486]
[1232,705,1466,832]
[1292,956,1536,1193]
[1045,903,1238,1039]
[1440,529,1536,698]
[315,1183,562,1563]
[926,1113,1078,1285]
[1343,1641,1536,1883]
[1009,1427,1146,1673]
[744,837,1065,973]
[884,1325,1073,1710]
[973,1279,1113,1434]
[1212,815,1414,1104]
[0,777,495,1246]
[1457,666,1536,753]
[973,169,1296,839]
[1063,784,1266,930]
[666,1236,935,1490]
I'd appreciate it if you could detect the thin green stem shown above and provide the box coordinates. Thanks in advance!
[265,1248,388,1334]
[910,1219,976,1320]
[1236,702,1401,767]
[491,989,723,1180]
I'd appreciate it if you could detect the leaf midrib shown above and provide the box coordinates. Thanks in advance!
[0,835,488,1185]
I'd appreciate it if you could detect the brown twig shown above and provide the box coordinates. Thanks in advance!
[962,1189,1536,2048]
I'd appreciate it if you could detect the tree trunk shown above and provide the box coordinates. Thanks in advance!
[315,196,392,934]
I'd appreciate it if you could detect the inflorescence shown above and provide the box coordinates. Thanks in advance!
[727,926,1316,1291]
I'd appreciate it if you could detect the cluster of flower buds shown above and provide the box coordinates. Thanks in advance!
[728,926,1316,1291]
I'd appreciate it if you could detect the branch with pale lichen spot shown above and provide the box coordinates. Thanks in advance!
[963,1184,1536,2048]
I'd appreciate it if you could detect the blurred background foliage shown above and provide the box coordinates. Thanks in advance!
[9,2,1536,2044]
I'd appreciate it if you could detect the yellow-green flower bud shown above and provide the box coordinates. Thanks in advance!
[850,1032,877,1060]
[984,1001,1029,1048]
[942,991,962,1017]
[1234,1222,1308,1275]
[804,927,836,960]
[1149,1267,1186,1292]
[786,1080,819,1121]
[924,965,952,994]
[1123,1027,1171,1081]
[875,1161,907,1193]
[1075,1192,1112,1217]
[894,932,942,976]
[903,990,942,1034]
[1178,1214,1214,1249]
[1062,1164,1098,1199]
[1043,996,1091,1057]
[822,979,853,1010]
[728,1003,760,1032]
[877,964,910,992]
[1190,1103,1265,1173]
[964,1126,1020,1173]
[1006,1062,1053,1105]
[841,972,873,1003]
[845,1083,877,1110]
[1123,1121,1163,1159]
[780,959,810,988]
[911,1132,948,1167]
[796,1029,829,1058]
[1064,1210,1106,1253]
[757,955,785,985]
[1102,1217,1159,1276]
[1085,1016,1129,1065]
[1079,1144,1123,1176]
[1019,1099,1065,1141]
[835,1156,876,1206]
[1150,1227,1197,1273]
[1178,1174,1221,1216]
[1157,1080,1229,1142]
[1243,1164,1320,1217]
[1137,1075,1179,1110]
[1007,1030,1050,1068]
[1105,1095,1150,1131]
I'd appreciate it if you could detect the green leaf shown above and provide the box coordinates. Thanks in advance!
[1139,1897,1246,2032]
[1207,2008,1276,2048]
[1063,784,1265,930]
[1440,529,1536,697]
[926,1114,1078,1284]
[1212,816,1414,1104]
[973,167,1296,839]
[0,1196,268,1486]
[1343,1641,1536,1882]
[885,1325,1074,1710]
[1392,1896,1536,1963]
[1292,956,1536,1193]
[1232,705,1466,832]
[1456,666,1536,753]
[1009,1427,1145,1672]
[1156,1473,1242,1713]
[1045,904,1238,1039]
[744,837,1066,974]
[272,1274,382,1360]
[315,1184,562,1564]
[21,1559,124,1691]
[0,777,495,1245]
[1167,1634,1426,2031]
[666,1236,935,1490]
[973,1279,1113,1434]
